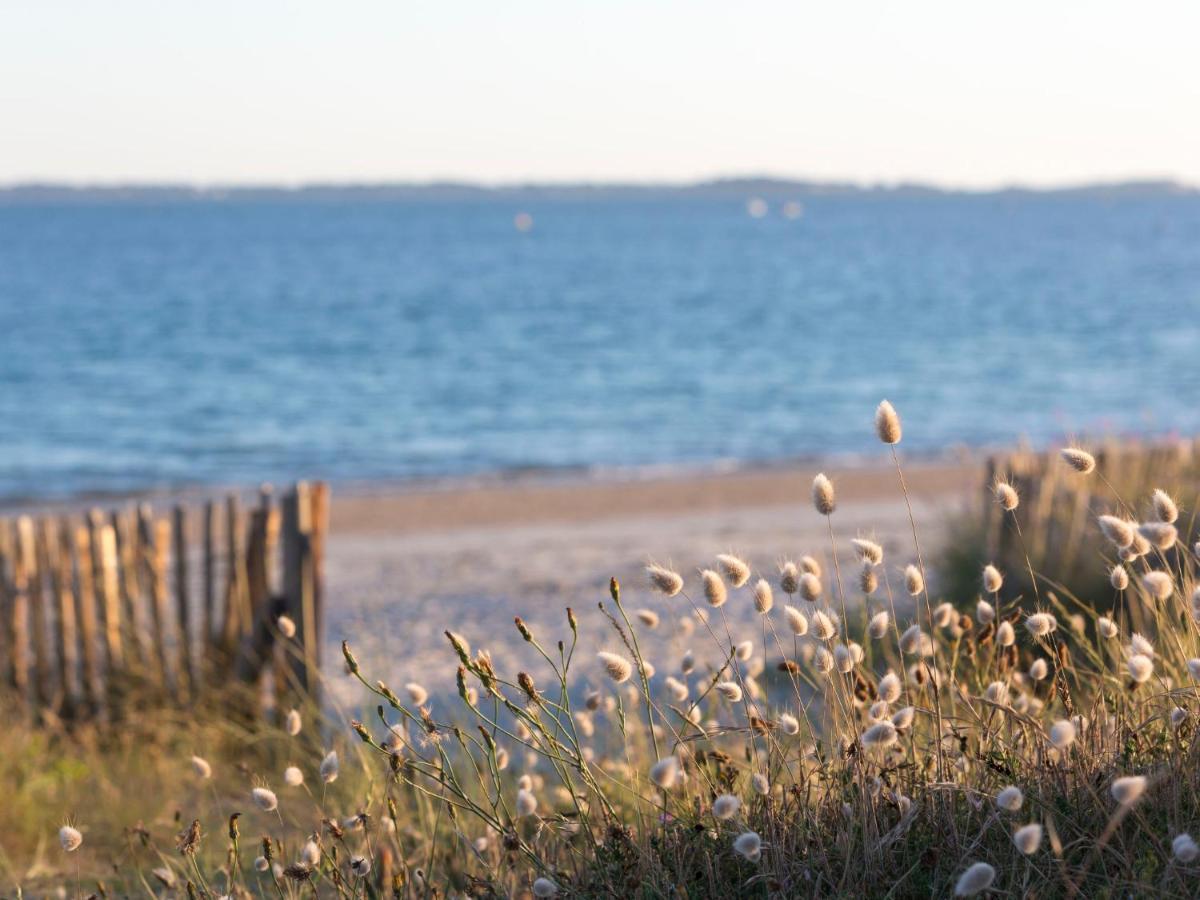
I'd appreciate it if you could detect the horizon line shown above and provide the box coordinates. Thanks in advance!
[1,173,1196,195]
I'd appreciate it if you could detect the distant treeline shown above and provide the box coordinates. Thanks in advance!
[0,178,1195,205]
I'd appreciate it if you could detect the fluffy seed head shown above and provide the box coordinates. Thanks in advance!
[861,720,898,748]
[799,555,822,577]
[982,565,1003,595]
[752,579,774,614]
[1013,823,1043,855]
[891,706,915,729]
[1097,616,1118,639]
[1188,659,1200,681]
[996,785,1023,811]
[277,615,297,638]
[878,671,901,703]
[811,473,836,515]
[1129,632,1155,658]
[1111,775,1148,805]
[1110,566,1129,591]
[783,605,809,636]
[1049,719,1076,749]
[1098,515,1136,548]
[751,773,769,795]
[954,861,996,897]
[834,644,854,673]
[996,620,1015,646]
[1060,447,1096,474]
[1025,613,1057,637]
[1152,488,1179,524]
[799,572,822,603]
[813,646,834,673]
[1128,654,1154,683]
[701,569,727,608]
[516,788,538,817]
[680,649,695,675]
[715,554,751,588]
[191,755,212,779]
[732,831,762,862]
[285,709,302,736]
[406,682,429,706]
[59,825,83,852]
[868,610,890,640]
[903,565,924,597]
[994,481,1019,511]
[1173,833,1199,863]
[319,751,339,784]
[715,681,743,703]
[1171,706,1187,729]
[875,400,902,444]
[532,877,559,898]
[976,598,995,624]
[899,624,931,656]
[860,565,878,595]
[598,651,633,683]
[812,610,838,640]
[1142,571,1174,601]
[1029,658,1048,681]
[1138,522,1177,551]
[779,562,800,594]
[852,538,884,566]
[735,640,754,661]
[778,713,800,735]
[712,793,741,819]
[252,787,278,811]
[284,766,304,787]
[933,602,956,628]
[649,756,680,789]
[646,564,684,596]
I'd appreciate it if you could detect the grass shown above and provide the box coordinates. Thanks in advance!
[7,403,1200,898]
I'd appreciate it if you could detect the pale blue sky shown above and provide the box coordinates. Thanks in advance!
[3,1,1199,187]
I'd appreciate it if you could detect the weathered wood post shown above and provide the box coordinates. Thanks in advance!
[173,505,196,692]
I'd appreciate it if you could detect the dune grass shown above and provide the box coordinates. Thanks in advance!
[9,402,1200,898]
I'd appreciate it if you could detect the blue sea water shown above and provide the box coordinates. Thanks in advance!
[1,193,1199,500]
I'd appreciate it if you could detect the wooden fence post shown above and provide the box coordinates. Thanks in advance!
[50,519,80,717]
[6,520,30,709]
[73,525,104,716]
[21,517,53,709]
[173,506,195,692]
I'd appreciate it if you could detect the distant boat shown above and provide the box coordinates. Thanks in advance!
[782,200,804,220]
[514,212,534,232]
[745,197,768,218]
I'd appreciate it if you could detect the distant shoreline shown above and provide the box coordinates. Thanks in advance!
[0,176,1195,204]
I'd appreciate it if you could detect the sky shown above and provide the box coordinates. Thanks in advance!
[3,1,1200,188]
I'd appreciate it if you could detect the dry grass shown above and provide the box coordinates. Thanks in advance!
[9,403,1200,898]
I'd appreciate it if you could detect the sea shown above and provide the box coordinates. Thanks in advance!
[2,191,1199,500]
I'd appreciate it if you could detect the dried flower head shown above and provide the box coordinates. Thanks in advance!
[1110,775,1148,806]
[868,610,890,640]
[996,785,1023,812]
[861,721,898,748]
[405,682,429,706]
[733,831,762,862]
[933,602,956,628]
[1173,833,1199,863]
[646,564,684,596]
[516,788,538,817]
[1142,571,1174,601]
[811,473,836,515]
[191,755,212,779]
[799,555,822,577]
[320,751,339,784]
[277,615,297,639]
[812,610,838,640]
[860,565,878,595]
[903,565,924,597]
[1013,823,1043,855]
[715,554,751,588]
[1138,522,1177,551]
[752,578,774,614]
[994,481,1019,511]
[1098,515,1136,548]
[783,605,809,636]
[799,572,822,603]
[976,598,995,624]
[891,706,915,730]
[1049,719,1076,749]
[878,671,901,703]
[350,857,371,878]
[1128,654,1154,683]
[1060,447,1096,474]
[284,766,304,787]
[252,787,278,812]
[779,561,800,594]
[712,793,741,819]
[636,609,660,628]
[954,861,996,897]
[982,565,1003,595]
[1025,613,1057,637]
[1029,658,1048,681]
[715,681,743,703]
[532,877,559,898]
[649,756,680,789]
[899,624,931,656]
[1110,565,1129,591]
[59,825,83,852]
[598,651,634,683]
[996,620,1015,647]
[1097,616,1118,639]
[1152,488,1179,524]
[852,538,884,566]
[875,400,902,444]
[701,569,727,608]
[778,713,800,735]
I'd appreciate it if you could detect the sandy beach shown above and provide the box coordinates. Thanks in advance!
[322,458,981,702]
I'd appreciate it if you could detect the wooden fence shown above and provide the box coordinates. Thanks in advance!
[980,438,1199,599]
[0,481,328,724]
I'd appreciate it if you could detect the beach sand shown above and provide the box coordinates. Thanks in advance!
[323,459,981,703]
